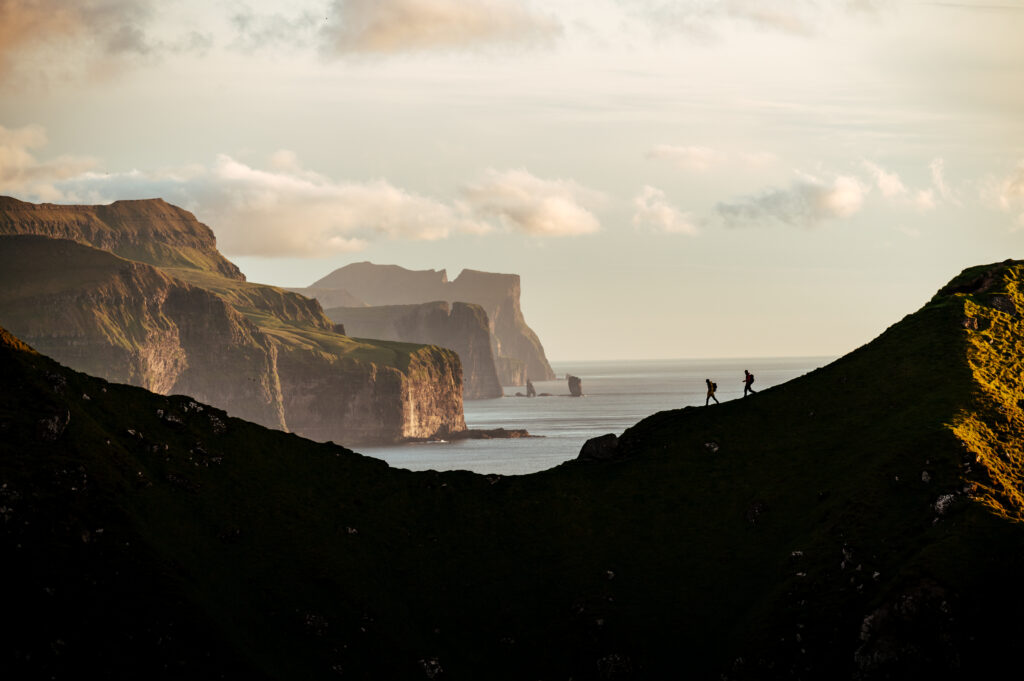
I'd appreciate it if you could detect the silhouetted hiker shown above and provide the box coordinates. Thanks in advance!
[743,370,757,397]
[705,378,719,406]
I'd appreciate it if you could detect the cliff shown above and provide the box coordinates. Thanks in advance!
[4,260,1024,679]
[299,261,556,383]
[0,197,466,445]
[324,301,503,399]
[0,195,244,279]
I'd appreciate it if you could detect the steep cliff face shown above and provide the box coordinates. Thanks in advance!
[302,262,555,383]
[324,301,503,399]
[0,235,286,429]
[272,342,465,444]
[0,198,468,445]
[0,195,243,279]
[449,269,554,383]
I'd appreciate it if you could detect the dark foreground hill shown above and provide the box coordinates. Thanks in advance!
[3,259,1024,680]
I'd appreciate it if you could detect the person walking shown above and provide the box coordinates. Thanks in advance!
[743,370,757,397]
[705,378,719,406]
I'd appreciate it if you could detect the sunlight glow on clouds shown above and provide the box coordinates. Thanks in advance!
[862,160,936,212]
[460,169,602,237]
[632,185,698,235]
[0,124,97,201]
[982,161,1024,230]
[0,0,211,83]
[321,0,561,54]
[0,127,602,254]
[717,172,867,227]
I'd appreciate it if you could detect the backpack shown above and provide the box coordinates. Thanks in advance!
[711,382,717,391]
[748,374,755,384]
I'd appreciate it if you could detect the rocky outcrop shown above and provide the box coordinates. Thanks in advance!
[567,374,583,397]
[323,301,503,399]
[298,262,556,384]
[0,198,468,446]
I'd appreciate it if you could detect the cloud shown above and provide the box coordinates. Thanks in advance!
[0,1,213,83]
[0,0,155,77]
[230,7,318,53]
[0,126,601,254]
[0,123,98,201]
[716,172,867,227]
[632,185,698,235]
[321,0,561,54]
[631,0,887,39]
[862,160,907,198]
[54,155,494,257]
[647,145,775,171]
[930,157,960,205]
[981,161,1024,229]
[460,168,602,236]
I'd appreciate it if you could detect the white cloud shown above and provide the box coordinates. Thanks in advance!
[912,189,936,211]
[862,160,906,198]
[930,157,960,205]
[982,161,1024,229]
[0,125,601,254]
[716,172,867,227]
[460,168,602,236]
[632,185,698,235]
[321,0,561,54]
[52,154,493,256]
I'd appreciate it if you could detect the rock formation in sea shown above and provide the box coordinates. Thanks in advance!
[323,301,503,400]
[294,261,556,385]
[526,379,536,397]
[0,197,465,444]
[567,374,583,397]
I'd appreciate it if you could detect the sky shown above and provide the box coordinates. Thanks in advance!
[1,0,1022,361]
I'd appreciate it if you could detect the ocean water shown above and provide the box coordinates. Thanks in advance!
[358,357,833,476]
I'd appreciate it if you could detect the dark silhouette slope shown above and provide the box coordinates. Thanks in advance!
[3,259,1024,679]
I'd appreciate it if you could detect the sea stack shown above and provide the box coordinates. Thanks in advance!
[568,374,583,397]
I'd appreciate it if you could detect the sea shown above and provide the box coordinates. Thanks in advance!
[358,357,834,476]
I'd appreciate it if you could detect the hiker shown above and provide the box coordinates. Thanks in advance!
[705,378,719,406]
[743,369,757,397]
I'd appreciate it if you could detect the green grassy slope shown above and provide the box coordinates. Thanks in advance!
[3,260,1024,680]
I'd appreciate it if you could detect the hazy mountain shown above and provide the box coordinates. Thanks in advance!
[325,301,503,400]
[298,262,556,384]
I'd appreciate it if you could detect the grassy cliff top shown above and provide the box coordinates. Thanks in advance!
[0,196,244,279]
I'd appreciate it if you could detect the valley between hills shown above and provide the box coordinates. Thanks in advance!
[2,197,1024,678]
